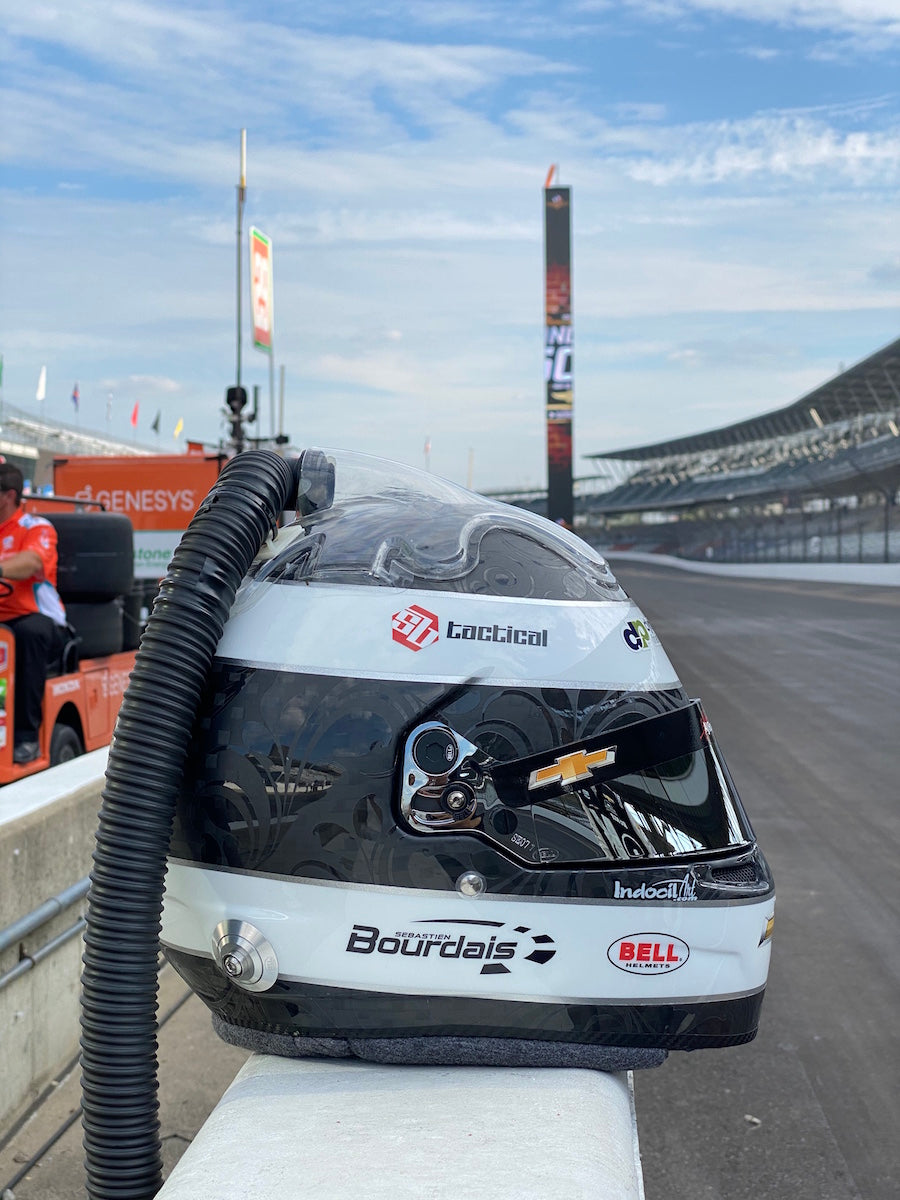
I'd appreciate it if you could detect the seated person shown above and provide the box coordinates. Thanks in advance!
[0,465,67,763]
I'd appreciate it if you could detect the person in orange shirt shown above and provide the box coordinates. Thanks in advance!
[0,464,67,763]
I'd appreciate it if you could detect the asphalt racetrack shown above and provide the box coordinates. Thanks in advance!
[609,560,900,1200]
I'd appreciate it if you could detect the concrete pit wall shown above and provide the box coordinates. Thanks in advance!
[0,750,108,1131]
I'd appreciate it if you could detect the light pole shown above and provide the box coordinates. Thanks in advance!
[236,129,246,391]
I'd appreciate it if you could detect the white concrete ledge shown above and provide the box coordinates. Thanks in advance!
[157,1054,645,1200]
[0,745,109,827]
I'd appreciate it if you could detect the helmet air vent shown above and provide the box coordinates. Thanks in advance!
[709,862,759,886]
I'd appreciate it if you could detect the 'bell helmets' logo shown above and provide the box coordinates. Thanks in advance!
[392,604,440,651]
[608,933,689,973]
[528,746,616,791]
[346,919,556,976]
[623,619,651,651]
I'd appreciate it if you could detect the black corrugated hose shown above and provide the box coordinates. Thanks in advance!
[80,450,297,1199]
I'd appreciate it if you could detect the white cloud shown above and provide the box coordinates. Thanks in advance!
[626,0,900,42]
[741,45,781,60]
[116,374,181,393]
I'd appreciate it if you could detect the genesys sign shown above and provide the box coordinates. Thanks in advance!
[607,933,689,973]
[345,920,556,976]
[392,604,549,653]
[53,457,222,533]
[72,485,199,515]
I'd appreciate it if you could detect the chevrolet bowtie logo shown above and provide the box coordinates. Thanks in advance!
[527,746,617,791]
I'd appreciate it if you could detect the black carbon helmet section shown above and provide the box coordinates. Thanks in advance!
[169,671,696,891]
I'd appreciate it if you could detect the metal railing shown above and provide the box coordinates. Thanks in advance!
[0,878,89,993]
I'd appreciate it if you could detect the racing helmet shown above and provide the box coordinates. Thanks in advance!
[161,448,774,1070]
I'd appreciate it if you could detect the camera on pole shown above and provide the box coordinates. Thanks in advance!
[225,385,248,454]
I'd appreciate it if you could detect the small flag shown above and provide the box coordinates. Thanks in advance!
[107,392,113,422]
[424,436,431,456]
[173,417,184,439]
[72,383,79,411]
[130,401,139,428]
[36,366,47,403]
[151,410,161,434]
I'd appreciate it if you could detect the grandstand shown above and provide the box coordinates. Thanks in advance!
[0,400,170,492]
[6,340,899,563]
[492,337,900,565]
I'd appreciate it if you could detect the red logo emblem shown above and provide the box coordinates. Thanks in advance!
[392,604,439,652]
[607,933,689,974]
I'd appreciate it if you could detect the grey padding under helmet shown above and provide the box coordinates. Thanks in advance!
[212,1015,667,1071]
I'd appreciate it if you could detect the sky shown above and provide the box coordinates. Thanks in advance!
[1,1,900,493]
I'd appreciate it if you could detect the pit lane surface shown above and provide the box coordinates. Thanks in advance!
[609,561,900,1200]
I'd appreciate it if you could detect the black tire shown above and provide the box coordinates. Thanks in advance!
[50,723,84,766]
[122,585,144,651]
[48,513,134,601]
[65,598,124,657]
[143,578,161,610]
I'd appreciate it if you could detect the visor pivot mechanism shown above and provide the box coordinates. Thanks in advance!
[442,783,476,819]
[212,920,279,993]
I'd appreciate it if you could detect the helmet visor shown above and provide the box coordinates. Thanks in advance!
[401,701,751,866]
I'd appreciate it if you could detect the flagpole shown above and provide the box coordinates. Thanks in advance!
[36,366,47,425]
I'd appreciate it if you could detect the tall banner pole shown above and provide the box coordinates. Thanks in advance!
[225,131,249,455]
[543,168,574,527]
[236,130,247,390]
